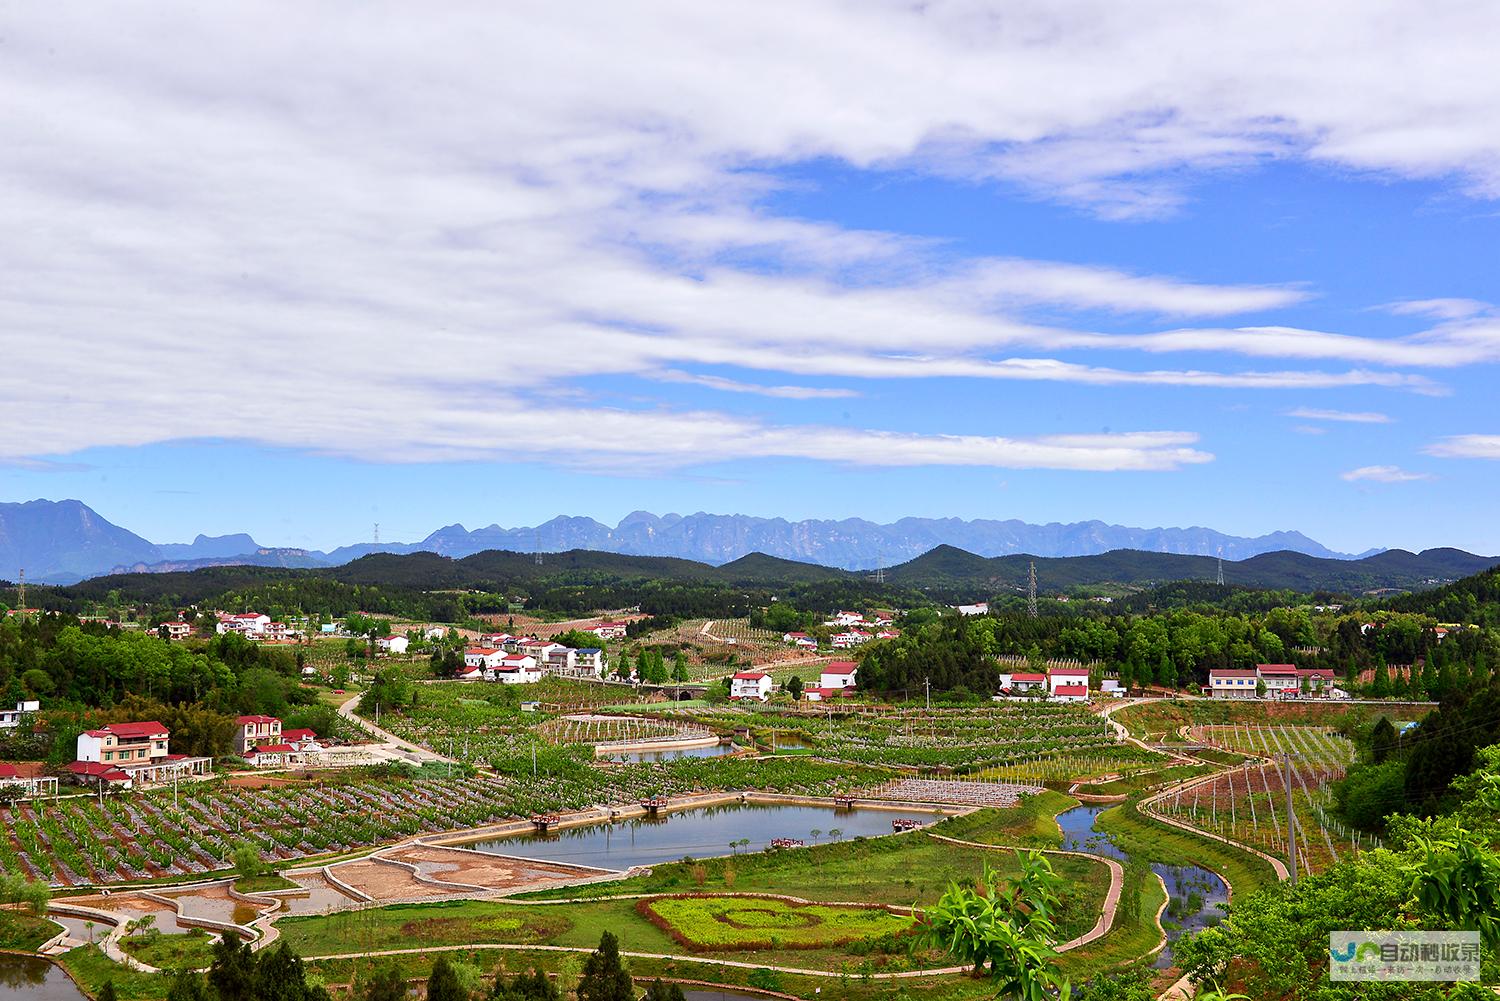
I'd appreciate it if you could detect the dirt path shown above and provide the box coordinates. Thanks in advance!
[338,693,450,763]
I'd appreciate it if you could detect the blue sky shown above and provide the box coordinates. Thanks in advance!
[3,3,1500,555]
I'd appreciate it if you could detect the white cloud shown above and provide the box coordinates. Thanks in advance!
[1286,407,1393,424]
[1341,465,1434,483]
[0,2,1496,473]
[1380,298,1492,321]
[1425,435,1500,460]
[650,370,859,400]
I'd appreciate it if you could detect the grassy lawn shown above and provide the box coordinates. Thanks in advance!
[234,873,300,893]
[933,792,1075,848]
[119,929,217,971]
[1095,797,1278,899]
[1073,762,1212,797]
[640,896,911,951]
[1057,857,1167,980]
[59,944,167,1001]
[0,912,61,951]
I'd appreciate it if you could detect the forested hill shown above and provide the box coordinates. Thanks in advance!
[1385,564,1500,625]
[886,545,1497,596]
[8,544,1495,618]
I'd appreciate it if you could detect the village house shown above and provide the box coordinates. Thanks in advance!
[479,632,512,647]
[282,728,321,751]
[493,660,545,684]
[955,602,989,616]
[804,685,856,702]
[1208,668,1259,698]
[375,634,409,655]
[819,661,858,689]
[244,743,301,768]
[830,611,866,627]
[464,647,507,672]
[0,700,40,730]
[592,621,630,640]
[729,671,774,701]
[70,721,211,787]
[996,672,1047,696]
[161,620,193,641]
[543,646,578,674]
[782,631,817,649]
[1047,667,1090,698]
[234,715,283,755]
[262,621,291,641]
[569,648,605,676]
[1257,664,1300,697]
[454,664,484,681]
[216,612,271,637]
[830,629,872,649]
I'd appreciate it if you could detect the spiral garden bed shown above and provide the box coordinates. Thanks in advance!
[635,894,913,951]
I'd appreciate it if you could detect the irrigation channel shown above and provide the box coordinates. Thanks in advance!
[0,955,87,1001]
[463,802,937,869]
[1056,804,1226,969]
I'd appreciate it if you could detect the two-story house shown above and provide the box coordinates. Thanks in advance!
[235,715,283,755]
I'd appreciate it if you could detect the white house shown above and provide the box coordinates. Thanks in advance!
[479,633,512,647]
[819,661,858,690]
[217,612,270,637]
[464,647,506,671]
[424,627,447,641]
[592,621,630,640]
[1257,664,1300,696]
[492,659,545,684]
[543,646,578,674]
[1051,684,1089,703]
[1207,669,1259,699]
[375,635,409,655]
[455,664,484,680]
[831,630,871,649]
[831,611,865,627]
[161,621,193,641]
[730,671,774,701]
[955,602,989,616]
[77,721,171,765]
[0,700,40,730]
[996,672,1047,696]
[570,648,605,676]
[804,686,856,702]
[234,715,282,755]
[1047,667,1090,697]
[0,763,57,799]
[782,631,817,649]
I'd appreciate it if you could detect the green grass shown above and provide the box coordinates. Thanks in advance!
[234,873,300,893]
[0,912,61,951]
[1095,797,1278,899]
[120,929,217,971]
[932,793,1075,848]
[59,944,168,1001]
[1056,858,1167,979]
[1073,763,1212,797]
[640,896,911,951]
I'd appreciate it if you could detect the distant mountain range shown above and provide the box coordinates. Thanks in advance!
[0,498,1465,585]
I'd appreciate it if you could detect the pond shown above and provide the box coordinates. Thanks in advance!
[1055,804,1227,969]
[599,742,742,763]
[466,802,936,869]
[0,955,87,1001]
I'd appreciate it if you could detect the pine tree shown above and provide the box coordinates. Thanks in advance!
[361,964,407,1001]
[643,980,686,1001]
[208,932,256,1001]
[672,650,689,682]
[578,932,633,1001]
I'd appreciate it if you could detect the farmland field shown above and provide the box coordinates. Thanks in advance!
[1148,724,1373,875]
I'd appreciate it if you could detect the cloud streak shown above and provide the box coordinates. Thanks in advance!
[1341,465,1434,483]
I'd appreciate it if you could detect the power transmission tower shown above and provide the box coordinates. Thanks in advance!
[16,568,24,610]
[373,523,380,546]
[534,528,543,566]
[1027,561,1038,618]
[1216,546,1225,586]
[872,548,885,585]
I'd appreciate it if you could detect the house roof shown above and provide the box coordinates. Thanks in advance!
[805,686,856,697]
[1008,673,1046,682]
[249,743,296,755]
[466,647,502,656]
[826,661,857,671]
[1257,664,1298,676]
[282,729,317,742]
[1047,667,1088,677]
[1298,668,1335,678]
[732,671,769,681]
[66,761,132,781]
[1053,685,1088,696]
[1210,669,1258,679]
[0,764,17,779]
[236,715,280,725]
[575,647,601,654]
[85,721,169,739]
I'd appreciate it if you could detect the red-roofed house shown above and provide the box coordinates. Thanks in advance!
[77,722,171,767]
[245,743,300,767]
[217,612,270,637]
[730,671,773,701]
[593,621,630,640]
[831,630,872,649]
[161,620,193,641]
[464,647,506,671]
[804,686,857,702]
[375,635,409,655]
[282,728,320,750]
[782,632,817,649]
[234,715,282,755]
[1257,664,1300,696]
[997,672,1047,696]
[0,762,58,798]
[819,662,858,690]
[1051,684,1089,703]
[1047,667,1090,698]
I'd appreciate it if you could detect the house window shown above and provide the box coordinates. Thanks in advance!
[103,751,113,761]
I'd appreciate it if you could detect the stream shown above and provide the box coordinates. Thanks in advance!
[1055,804,1227,968]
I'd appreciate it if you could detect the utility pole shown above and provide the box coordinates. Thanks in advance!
[1283,752,1298,885]
[1027,562,1038,619]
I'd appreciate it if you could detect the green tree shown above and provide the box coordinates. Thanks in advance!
[643,981,686,1001]
[577,932,633,1001]
[671,650,689,682]
[426,956,468,1001]
[786,675,804,700]
[166,971,208,1001]
[360,964,407,1001]
[208,932,256,1001]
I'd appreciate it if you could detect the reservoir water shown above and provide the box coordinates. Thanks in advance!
[0,956,87,1001]
[467,802,936,869]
